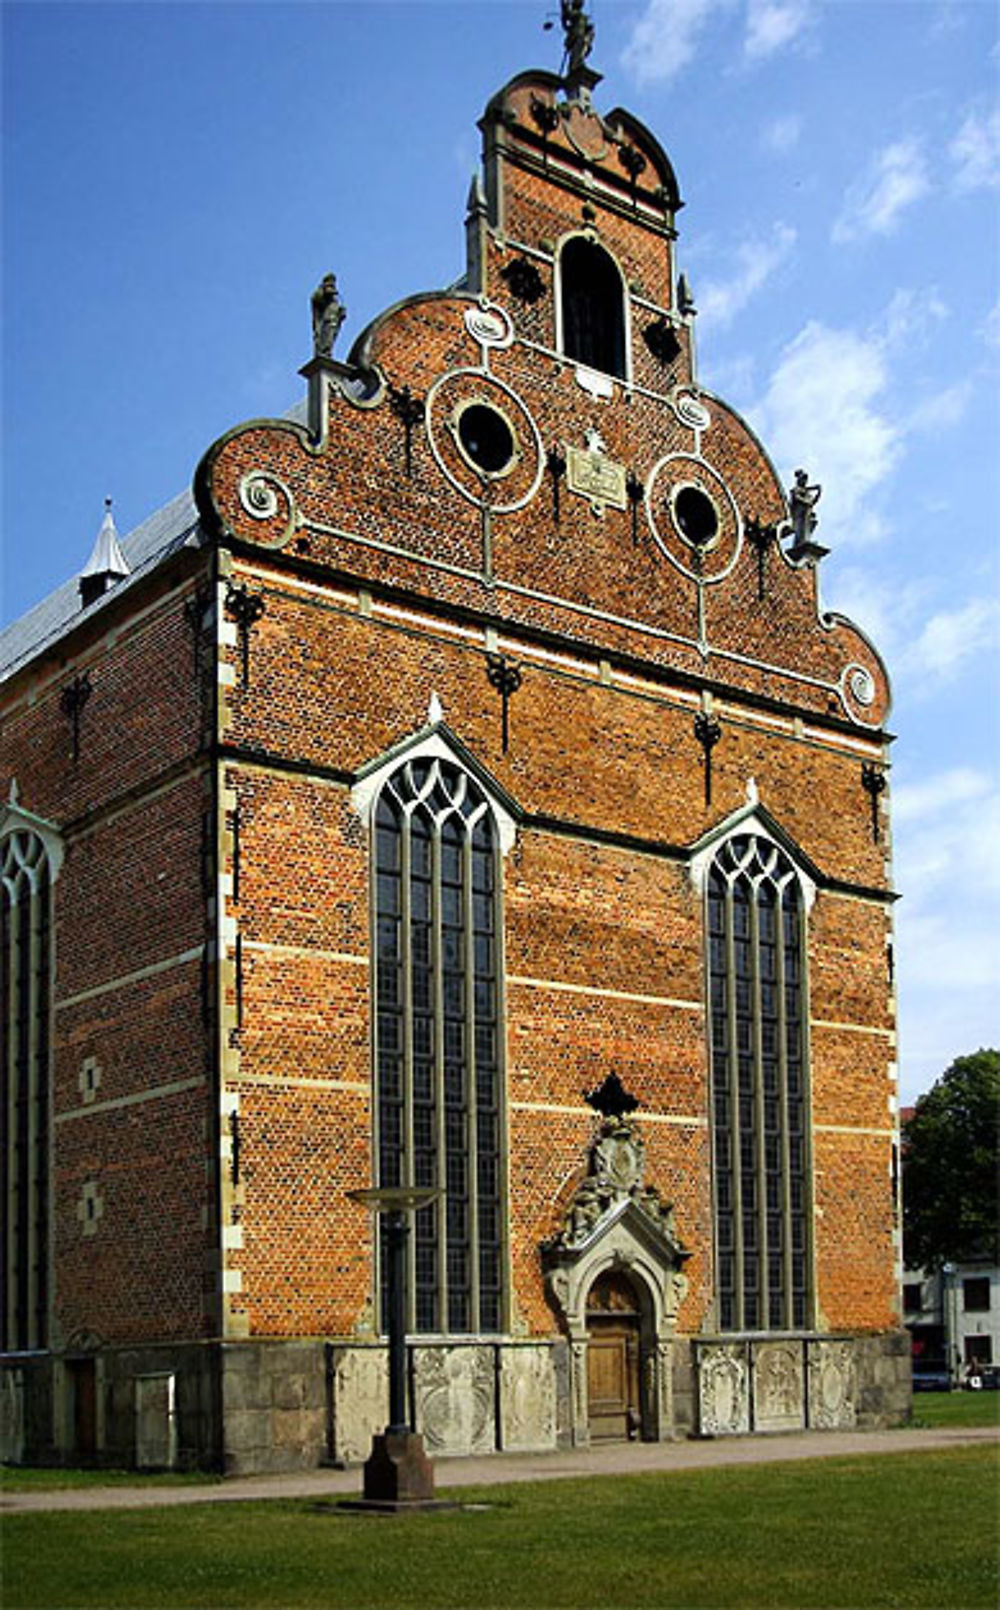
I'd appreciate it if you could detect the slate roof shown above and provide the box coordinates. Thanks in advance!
[0,487,202,683]
[0,401,311,685]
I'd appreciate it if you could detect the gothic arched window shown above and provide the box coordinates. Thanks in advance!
[374,757,505,1335]
[1,826,56,1352]
[706,834,812,1332]
[558,237,628,381]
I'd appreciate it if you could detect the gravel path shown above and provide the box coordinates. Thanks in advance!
[3,1424,996,1513]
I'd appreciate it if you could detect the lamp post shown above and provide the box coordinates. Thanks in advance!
[941,1261,957,1387]
[346,1185,441,1508]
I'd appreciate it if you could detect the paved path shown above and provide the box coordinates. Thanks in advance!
[3,1425,996,1513]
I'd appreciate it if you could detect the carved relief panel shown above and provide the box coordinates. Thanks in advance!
[697,1343,750,1436]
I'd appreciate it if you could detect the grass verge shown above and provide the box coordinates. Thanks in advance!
[907,1390,1000,1429]
[3,1446,998,1609]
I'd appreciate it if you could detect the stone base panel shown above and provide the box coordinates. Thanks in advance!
[1,1330,911,1475]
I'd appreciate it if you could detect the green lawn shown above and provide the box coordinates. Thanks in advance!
[3,1447,998,1610]
[908,1389,1000,1428]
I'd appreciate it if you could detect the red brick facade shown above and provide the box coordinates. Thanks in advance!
[0,57,907,1472]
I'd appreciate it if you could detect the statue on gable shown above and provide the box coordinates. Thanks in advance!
[561,0,595,76]
[311,272,347,358]
[788,469,822,546]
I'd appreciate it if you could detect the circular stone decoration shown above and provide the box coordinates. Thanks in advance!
[426,368,543,513]
[838,660,884,727]
[645,453,742,582]
[455,400,518,478]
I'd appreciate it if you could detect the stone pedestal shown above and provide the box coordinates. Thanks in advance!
[361,1429,436,1506]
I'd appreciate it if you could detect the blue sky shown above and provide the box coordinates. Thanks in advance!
[3,0,998,1104]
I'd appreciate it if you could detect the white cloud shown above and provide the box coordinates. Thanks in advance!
[744,0,812,59]
[760,114,802,154]
[832,138,931,244]
[697,222,797,329]
[749,320,900,545]
[983,299,1000,348]
[949,106,1000,192]
[897,596,1000,680]
[905,380,972,436]
[893,772,1000,1098]
[878,287,949,353]
[892,767,991,824]
[620,0,734,86]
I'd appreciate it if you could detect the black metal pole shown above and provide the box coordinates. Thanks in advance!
[385,1210,408,1433]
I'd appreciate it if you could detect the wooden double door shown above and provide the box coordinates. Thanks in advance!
[586,1270,642,1441]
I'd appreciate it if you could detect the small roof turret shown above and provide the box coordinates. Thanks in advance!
[79,498,130,609]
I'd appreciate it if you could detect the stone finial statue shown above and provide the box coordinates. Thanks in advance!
[561,0,595,75]
[788,468,822,545]
[311,273,347,358]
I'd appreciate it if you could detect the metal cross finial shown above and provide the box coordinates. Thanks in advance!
[486,654,523,754]
[694,710,723,807]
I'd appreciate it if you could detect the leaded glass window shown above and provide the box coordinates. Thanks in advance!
[1,829,54,1352]
[374,758,504,1335]
[706,834,811,1332]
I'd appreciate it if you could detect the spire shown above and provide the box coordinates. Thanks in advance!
[79,498,130,608]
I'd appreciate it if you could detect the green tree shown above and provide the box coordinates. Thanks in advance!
[903,1049,1000,1269]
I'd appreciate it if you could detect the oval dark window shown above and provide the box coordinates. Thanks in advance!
[674,485,718,546]
[458,404,515,475]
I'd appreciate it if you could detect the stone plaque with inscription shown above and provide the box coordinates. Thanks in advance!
[566,445,627,512]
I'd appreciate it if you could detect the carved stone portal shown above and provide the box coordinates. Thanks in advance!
[542,1114,691,1444]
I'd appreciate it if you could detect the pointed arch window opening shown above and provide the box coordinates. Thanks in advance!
[706,834,813,1334]
[557,236,630,383]
[2,829,55,1354]
[374,757,505,1337]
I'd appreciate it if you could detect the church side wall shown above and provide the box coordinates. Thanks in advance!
[0,571,219,1464]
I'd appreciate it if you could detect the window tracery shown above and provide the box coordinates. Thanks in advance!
[706,833,812,1332]
[373,757,505,1335]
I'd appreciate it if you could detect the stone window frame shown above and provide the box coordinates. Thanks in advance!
[1,791,64,1355]
[352,720,519,1339]
[554,231,633,388]
[689,796,818,1336]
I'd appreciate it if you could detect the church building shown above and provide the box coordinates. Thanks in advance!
[0,11,909,1472]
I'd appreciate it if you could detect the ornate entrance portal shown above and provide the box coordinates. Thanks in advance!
[542,1079,691,1445]
[586,1270,641,1440]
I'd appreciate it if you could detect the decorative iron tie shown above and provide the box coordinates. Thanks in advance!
[547,447,567,525]
[694,710,723,807]
[388,384,425,479]
[486,654,523,754]
[626,470,644,545]
[745,517,778,602]
[225,583,266,687]
[861,761,887,844]
[59,672,92,763]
